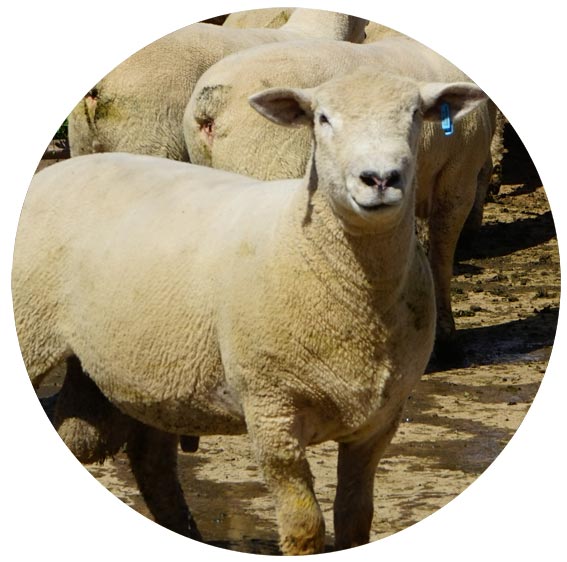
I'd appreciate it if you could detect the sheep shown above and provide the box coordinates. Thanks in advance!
[222,8,404,43]
[183,36,497,362]
[460,108,508,245]
[222,7,294,29]
[222,9,403,42]
[67,8,368,161]
[13,66,486,553]
[63,9,367,456]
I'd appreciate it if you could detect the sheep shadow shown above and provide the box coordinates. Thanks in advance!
[176,447,340,554]
[460,306,558,366]
[427,306,558,373]
[175,447,286,554]
[457,121,554,260]
[387,383,533,476]
[456,209,556,261]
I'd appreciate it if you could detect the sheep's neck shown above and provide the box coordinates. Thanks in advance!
[290,176,417,312]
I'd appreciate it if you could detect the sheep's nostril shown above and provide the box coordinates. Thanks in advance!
[386,170,400,187]
[360,171,381,187]
[360,170,401,189]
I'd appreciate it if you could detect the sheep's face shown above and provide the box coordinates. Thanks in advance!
[312,73,423,233]
[250,67,487,234]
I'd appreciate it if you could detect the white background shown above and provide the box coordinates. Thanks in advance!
[1,1,565,560]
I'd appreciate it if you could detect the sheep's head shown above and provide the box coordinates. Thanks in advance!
[250,66,487,234]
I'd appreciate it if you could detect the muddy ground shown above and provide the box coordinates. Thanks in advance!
[36,124,559,555]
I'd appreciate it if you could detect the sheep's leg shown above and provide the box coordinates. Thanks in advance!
[428,174,478,364]
[333,419,401,550]
[126,422,202,541]
[245,408,325,555]
[54,356,133,464]
[459,155,494,248]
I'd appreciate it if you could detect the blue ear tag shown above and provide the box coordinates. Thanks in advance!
[440,102,453,136]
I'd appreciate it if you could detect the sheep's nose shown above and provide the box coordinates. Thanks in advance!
[359,170,401,190]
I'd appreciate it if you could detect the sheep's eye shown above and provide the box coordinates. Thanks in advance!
[319,113,330,126]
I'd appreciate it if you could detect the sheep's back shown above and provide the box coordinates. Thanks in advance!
[14,154,298,417]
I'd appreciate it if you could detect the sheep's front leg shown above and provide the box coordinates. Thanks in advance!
[246,408,325,555]
[334,420,401,550]
[126,422,202,541]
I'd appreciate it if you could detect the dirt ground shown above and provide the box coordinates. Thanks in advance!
[36,123,559,555]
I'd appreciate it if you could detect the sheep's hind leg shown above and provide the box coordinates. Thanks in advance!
[126,421,202,541]
[428,173,478,366]
[459,155,494,250]
[54,355,133,463]
[245,407,325,555]
[333,418,401,550]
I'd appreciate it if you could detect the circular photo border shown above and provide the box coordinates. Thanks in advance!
[2,1,565,560]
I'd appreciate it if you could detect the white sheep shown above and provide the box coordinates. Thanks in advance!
[67,9,368,161]
[222,7,295,29]
[460,108,508,244]
[184,36,497,362]
[223,8,404,43]
[14,66,485,553]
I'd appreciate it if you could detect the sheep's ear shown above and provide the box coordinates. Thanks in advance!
[249,88,314,127]
[420,82,487,123]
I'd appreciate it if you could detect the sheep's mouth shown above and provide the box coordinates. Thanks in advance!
[356,201,388,211]
[345,176,404,214]
[351,194,402,212]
